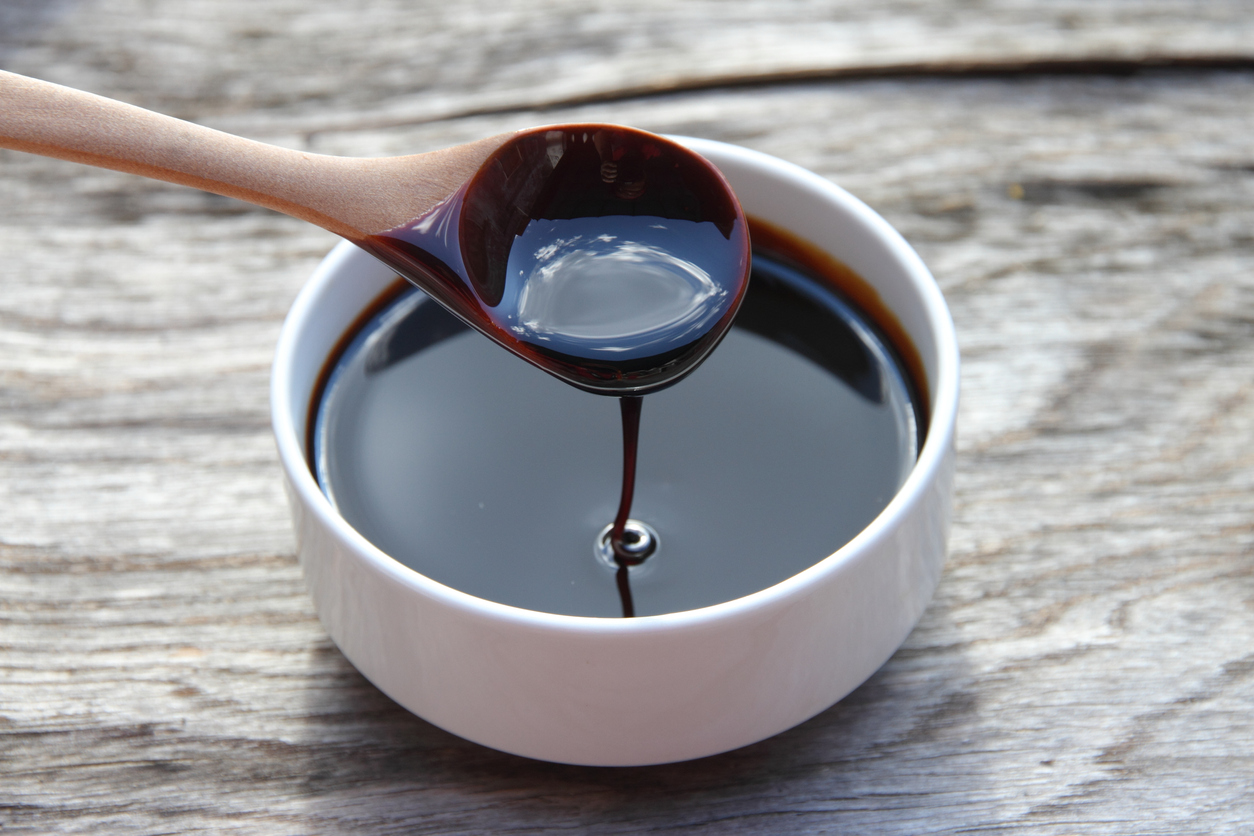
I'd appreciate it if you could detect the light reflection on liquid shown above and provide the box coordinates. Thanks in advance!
[502,216,734,359]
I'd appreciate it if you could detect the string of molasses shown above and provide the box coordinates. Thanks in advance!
[610,396,644,618]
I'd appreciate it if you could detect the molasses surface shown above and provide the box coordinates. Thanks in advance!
[313,252,920,617]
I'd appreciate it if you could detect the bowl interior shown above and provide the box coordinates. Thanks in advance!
[271,137,958,624]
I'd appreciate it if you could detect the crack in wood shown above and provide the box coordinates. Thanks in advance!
[303,54,1254,137]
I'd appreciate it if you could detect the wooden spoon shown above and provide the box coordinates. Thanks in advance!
[0,70,750,395]
[0,69,510,240]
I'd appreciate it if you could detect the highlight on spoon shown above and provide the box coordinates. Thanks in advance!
[357,125,751,396]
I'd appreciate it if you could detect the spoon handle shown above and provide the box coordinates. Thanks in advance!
[0,70,509,237]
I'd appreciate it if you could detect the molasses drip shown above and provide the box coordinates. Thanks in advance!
[610,396,644,617]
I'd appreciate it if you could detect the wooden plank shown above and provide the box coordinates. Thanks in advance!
[3,0,1254,133]
[2,2,1254,833]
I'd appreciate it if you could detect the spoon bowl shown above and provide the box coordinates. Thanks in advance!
[362,125,749,394]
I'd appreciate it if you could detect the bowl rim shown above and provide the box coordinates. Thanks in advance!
[270,136,959,636]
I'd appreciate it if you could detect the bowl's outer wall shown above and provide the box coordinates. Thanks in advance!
[271,140,959,766]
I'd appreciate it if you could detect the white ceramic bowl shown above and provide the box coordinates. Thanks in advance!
[270,138,959,766]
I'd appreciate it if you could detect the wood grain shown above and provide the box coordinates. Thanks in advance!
[6,0,1254,131]
[2,1,1253,833]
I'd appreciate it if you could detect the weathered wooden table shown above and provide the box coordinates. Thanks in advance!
[2,1,1252,832]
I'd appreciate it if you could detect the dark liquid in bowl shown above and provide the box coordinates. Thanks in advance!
[311,244,923,618]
